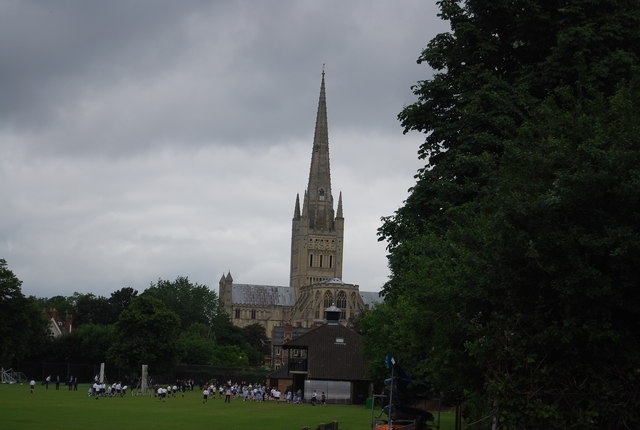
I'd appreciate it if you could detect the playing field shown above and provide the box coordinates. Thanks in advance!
[0,383,457,430]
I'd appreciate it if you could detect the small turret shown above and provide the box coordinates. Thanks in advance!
[294,193,301,218]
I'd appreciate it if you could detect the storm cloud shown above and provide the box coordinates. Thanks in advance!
[0,0,448,297]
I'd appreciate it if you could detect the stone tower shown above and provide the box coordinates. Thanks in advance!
[290,71,344,292]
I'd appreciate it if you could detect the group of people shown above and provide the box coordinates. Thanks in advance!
[29,375,79,393]
[39,375,79,391]
[199,381,327,406]
[201,381,266,404]
[310,389,327,406]
[27,375,329,406]
[90,381,128,399]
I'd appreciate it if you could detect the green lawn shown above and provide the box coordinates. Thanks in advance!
[0,383,457,430]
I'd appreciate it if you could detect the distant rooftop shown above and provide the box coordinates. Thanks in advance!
[232,284,295,307]
[359,291,382,308]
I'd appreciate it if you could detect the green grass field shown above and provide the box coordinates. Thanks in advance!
[0,383,457,430]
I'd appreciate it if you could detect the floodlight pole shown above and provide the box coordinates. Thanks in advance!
[388,364,394,430]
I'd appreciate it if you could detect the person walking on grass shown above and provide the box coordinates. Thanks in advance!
[30,379,36,394]
[225,384,232,403]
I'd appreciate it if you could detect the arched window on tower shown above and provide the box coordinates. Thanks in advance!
[323,290,333,308]
[309,254,313,267]
[319,255,323,267]
[329,255,333,268]
[318,188,325,201]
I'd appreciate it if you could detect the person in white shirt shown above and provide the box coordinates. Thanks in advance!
[30,379,36,394]
[203,388,209,404]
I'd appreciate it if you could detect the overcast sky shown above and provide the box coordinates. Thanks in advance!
[0,1,448,299]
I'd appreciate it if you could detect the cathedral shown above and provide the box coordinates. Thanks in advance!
[218,71,381,340]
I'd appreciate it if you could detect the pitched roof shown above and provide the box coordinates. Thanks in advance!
[284,324,369,381]
[360,291,382,308]
[232,283,295,307]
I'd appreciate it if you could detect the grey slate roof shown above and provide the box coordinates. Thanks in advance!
[232,283,296,307]
[359,291,382,308]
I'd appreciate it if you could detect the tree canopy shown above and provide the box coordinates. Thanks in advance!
[0,259,49,367]
[25,274,264,370]
[109,295,180,374]
[143,277,219,329]
[362,1,640,429]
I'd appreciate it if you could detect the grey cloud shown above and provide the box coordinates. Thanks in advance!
[0,0,447,298]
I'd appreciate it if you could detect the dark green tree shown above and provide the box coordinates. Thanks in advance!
[362,1,640,428]
[40,323,115,363]
[209,344,249,367]
[35,295,75,318]
[109,295,180,374]
[71,292,117,326]
[178,326,217,365]
[177,322,253,366]
[109,287,138,318]
[240,323,269,366]
[143,277,219,329]
[0,259,49,367]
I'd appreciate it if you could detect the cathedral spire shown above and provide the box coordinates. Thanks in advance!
[302,69,334,230]
[290,70,344,288]
[337,191,343,219]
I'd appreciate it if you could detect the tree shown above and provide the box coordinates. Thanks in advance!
[0,259,49,367]
[363,1,640,428]
[209,344,249,367]
[109,295,180,374]
[143,277,219,329]
[40,323,115,363]
[109,287,138,318]
[71,292,117,326]
[241,323,269,366]
[34,295,75,317]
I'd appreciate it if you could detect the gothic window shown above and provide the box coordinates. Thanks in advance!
[324,291,333,308]
[318,188,325,201]
[337,290,347,309]
[234,309,240,319]
[319,255,323,267]
[329,255,333,268]
[309,254,313,267]
[251,310,256,319]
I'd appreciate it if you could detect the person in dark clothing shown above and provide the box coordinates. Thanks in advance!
[225,384,232,403]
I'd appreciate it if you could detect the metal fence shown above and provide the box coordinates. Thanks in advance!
[14,361,268,386]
